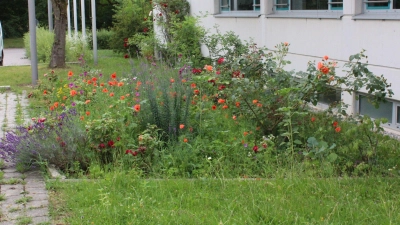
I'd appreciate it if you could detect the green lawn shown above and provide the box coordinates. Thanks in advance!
[3,38,24,48]
[48,174,400,225]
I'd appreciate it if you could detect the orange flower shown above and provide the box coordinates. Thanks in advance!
[53,102,59,108]
[111,72,117,79]
[49,106,54,111]
[204,65,213,71]
[86,111,90,116]
[80,116,84,121]
[323,55,329,61]
[332,121,338,127]
[284,42,289,46]
[222,105,228,109]
[62,96,67,100]
[235,102,240,108]
[243,131,249,136]
[61,103,65,107]
[194,89,199,95]
[68,71,73,77]
[329,76,335,82]
[43,90,47,95]
[181,79,187,83]
[170,78,175,83]
[232,115,237,120]
[92,77,97,82]
[179,124,185,129]
[311,117,316,122]
[134,104,141,112]
[85,100,91,104]
[87,80,92,85]
[317,62,323,70]
[183,138,188,143]
[70,90,77,97]
[100,83,105,87]
[321,66,330,74]
[117,82,124,87]
[257,103,262,108]
[212,105,217,110]
[218,99,225,104]
[109,92,114,97]
[252,99,258,104]
[137,81,142,87]
[120,96,125,100]
[190,83,196,88]
[102,88,108,93]
[335,127,341,133]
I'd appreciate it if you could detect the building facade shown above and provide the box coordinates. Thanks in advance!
[186,0,400,130]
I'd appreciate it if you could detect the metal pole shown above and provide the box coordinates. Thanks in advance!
[81,0,86,38]
[28,0,38,86]
[67,0,71,37]
[73,0,78,37]
[91,0,97,64]
[48,0,53,32]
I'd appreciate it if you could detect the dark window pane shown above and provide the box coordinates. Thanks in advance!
[397,106,400,123]
[367,0,389,8]
[276,0,289,10]
[395,0,400,9]
[359,95,392,123]
[291,0,328,10]
[238,0,253,10]
[318,88,341,105]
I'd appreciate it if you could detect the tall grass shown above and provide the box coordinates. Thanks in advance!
[48,173,400,224]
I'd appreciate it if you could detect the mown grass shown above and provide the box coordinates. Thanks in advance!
[47,173,400,225]
[0,50,131,94]
[4,38,24,48]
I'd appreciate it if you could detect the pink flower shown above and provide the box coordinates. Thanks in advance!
[323,55,329,60]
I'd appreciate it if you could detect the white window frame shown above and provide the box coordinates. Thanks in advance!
[364,0,400,12]
[215,0,262,18]
[267,0,343,19]
[353,0,400,20]
[356,94,400,130]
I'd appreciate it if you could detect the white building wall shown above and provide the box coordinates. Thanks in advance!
[187,0,400,116]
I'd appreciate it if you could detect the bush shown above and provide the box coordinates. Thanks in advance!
[88,29,114,49]
[24,28,92,63]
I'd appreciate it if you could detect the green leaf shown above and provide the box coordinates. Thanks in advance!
[293,140,302,145]
[327,153,338,162]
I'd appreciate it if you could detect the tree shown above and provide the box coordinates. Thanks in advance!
[49,0,68,68]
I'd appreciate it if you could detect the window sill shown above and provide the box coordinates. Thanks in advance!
[352,13,400,20]
[266,11,343,19]
[214,12,261,18]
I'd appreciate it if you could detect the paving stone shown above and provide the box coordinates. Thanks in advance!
[2,173,23,179]
[0,221,15,225]
[1,168,18,173]
[24,187,47,195]
[0,184,24,193]
[3,211,23,221]
[31,216,50,224]
[25,181,46,189]
[1,195,22,207]
[26,208,48,218]
[2,185,24,197]
[25,200,48,209]
[30,193,48,201]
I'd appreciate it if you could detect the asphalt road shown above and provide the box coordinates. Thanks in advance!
[2,48,31,66]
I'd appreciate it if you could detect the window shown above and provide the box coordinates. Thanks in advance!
[358,95,393,124]
[318,88,341,105]
[220,0,260,12]
[365,0,400,10]
[275,0,343,11]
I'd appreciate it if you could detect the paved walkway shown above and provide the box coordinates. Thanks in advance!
[2,49,31,67]
[0,91,51,225]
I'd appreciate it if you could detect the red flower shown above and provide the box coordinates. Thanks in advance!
[235,102,240,108]
[335,127,341,133]
[253,145,259,153]
[111,72,117,79]
[132,151,138,156]
[143,27,149,33]
[218,85,226,90]
[212,105,217,110]
[134,104,141,112]
[108,140,115,147]
[217,57,224,65]
[99,143,106,149]
[311,117,316,122]
[332,121,338,127]
[222,105,228,109]
[321,66,330,74]
[125,149,133,154]
[218,99,225,104]
[194,89,199,95]
[124,54,129,59]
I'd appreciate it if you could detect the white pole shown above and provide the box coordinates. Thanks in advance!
[48,0,53,32]
[28,0,38,85]
[73,0,78,37]
[81,0,86,38]
[67,0,71,37]
[91,0,97,64]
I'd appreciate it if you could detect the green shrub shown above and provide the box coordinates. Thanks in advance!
[88,29,114,49]
[24,28,91,63]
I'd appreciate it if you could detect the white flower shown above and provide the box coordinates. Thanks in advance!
[207,157,212,160]
[149,11,153,17]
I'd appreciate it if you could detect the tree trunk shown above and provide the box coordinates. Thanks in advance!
[49,0,67,68]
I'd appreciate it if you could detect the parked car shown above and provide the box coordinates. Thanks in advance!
[0,21,4,66]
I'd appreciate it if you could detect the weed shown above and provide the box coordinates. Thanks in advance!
[16,216,33,225]
[0,178,23,185]
[9,207,22,212]
[15,196,33,204]
[0,194,5,201]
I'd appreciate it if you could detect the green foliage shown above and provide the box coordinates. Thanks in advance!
[23,28,92,63]
[110,0,153,53]
[88,29,114,49]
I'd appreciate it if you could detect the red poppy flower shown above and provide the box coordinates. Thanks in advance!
[311,117,316,122]
[212,105,217,110]
[194,89,199,95]
[108,140,114,147]
[111,72,117,79]
[134,104,141,112]
[99,143,106,149]
[253,145,259,153]
[332,121,338,127]
[335,127,341,133]
[124,54,129,59]
[179,124,185,129]
[218,99,225,104]
[70,90,77,97]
